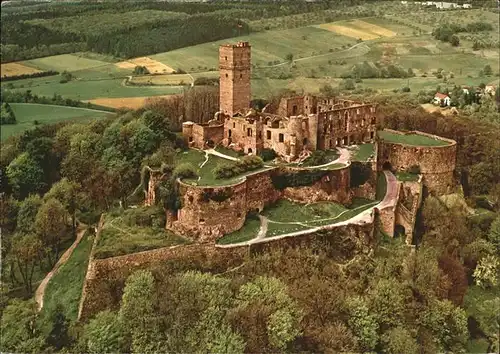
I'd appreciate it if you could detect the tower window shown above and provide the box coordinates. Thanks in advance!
[225,56,227,61]
[279,133,284,142]
[225,73,228,78]
[247,128,252,137]
[267,131,271,140]
[240,73,243,79]
[233,122,236,128]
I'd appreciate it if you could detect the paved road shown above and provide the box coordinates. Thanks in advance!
[35,228,86,310]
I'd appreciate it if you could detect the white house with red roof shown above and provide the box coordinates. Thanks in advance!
[433,92,451,106]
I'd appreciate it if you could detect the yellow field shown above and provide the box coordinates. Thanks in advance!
[87,95,175,110]
[317,20,395,40]
[350,20,396,37]
[1,62,42,77]
[115,57,175,74]
[129,74,192,85]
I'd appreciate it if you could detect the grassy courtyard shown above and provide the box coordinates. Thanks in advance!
[95,212,187,259]
[378,130,450,147]
[349,143,375,162]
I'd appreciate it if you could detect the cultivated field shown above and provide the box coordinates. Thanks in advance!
[2,103,113,140]
[129,73,194,86]
[86,95,176,110]
[115,57,175,74]
[316,19,396,40]
[1,62,41,77]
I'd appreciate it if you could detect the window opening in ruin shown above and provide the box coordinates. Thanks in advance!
[279,133,284,142]
[303,138,308,146]
[247,128,252,137]
[267,131,271,139]
[240,73,243,79]
[292,105,298,115]
[199,218,205,223]
[225,56,227,61]
[189,137,193,142]
[233,122,236,128]
[337,138,342,146]
[228,129,232,137]
[313,107,317,114]
[188,196,194,203]
[370,131,374,139]
[371,117,376,124]
[305,106,308,110]
[248,148,253,154]
[344,118,348,130]
[343,136,348,145]
[395,224,406,238]
[225,73,228,78]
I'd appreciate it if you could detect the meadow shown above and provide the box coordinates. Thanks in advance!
[1,103,113,140]
[2,10,498,109]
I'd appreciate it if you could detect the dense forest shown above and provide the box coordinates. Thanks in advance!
[0,89,499,352]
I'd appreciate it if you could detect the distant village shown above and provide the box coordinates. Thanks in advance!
[401,1,473,9]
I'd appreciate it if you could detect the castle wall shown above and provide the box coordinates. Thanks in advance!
[79,217,375,321]
[170,179,247,242]
[377,129,456,195]
[245,169,282,212]
[283,165,352,204]
[224,117,260,153]
[182,122,224,149]
[395,179,423,244]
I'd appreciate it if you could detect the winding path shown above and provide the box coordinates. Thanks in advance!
[35,227,86,310]
[216,170,398,248]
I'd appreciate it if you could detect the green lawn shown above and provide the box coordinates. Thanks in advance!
[40,231,93,326]
[216,214,261,245]
[2,103,113,140]
[263,200,347,223]
[214,145,244,158]
[378,130,450,147]
[396,172,420,182]
[349,143,375,162]
[95,216,187,259]
[376,172,388,201]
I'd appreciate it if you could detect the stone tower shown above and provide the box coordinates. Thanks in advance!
[219,42,251,117]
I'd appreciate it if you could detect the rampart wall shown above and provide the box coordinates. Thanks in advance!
[377,129,456,195]
[168,165,352,242]
[79,218,374,322]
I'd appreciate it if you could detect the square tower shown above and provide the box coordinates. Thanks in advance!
[219,42,251,117]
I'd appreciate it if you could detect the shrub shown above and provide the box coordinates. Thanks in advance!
[122,206,165,228]
[302,150,327,166]
[133,66,149,75]
[173,163,198,180]
[407,165,421,174]
[193,77,219,86]
[213,155,264,179]
[258,148,277,161]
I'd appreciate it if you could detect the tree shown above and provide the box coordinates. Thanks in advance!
[6,152,45,198]
[344,296,379,351]
[44,178,83,235]
[381,327,419,354]
[450,35,460,47]
[285,53,294,62]
[16,194,42,233]
[46,305,71,350]
[488,216,500,253]
[35,198,68,267]
[483,64,493,76]
[232,276,303,352]
[420,299,468,352]
[9,233,43,295]
[119,270,163,353]
[82,310,125,354]
[0,299,45,353]
[369,279,405,327]
[473,255,499,288]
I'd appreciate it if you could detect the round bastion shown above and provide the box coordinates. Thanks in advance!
[376,129,457,195]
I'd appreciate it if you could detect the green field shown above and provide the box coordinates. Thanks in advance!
[2,103,113,140]
[378,130,450,146]
[2,11,497,106]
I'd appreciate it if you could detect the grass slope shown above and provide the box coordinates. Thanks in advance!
[2,103,113,140]
[41,232,93,323]
[378,130,450,146]
[217,215,261,245]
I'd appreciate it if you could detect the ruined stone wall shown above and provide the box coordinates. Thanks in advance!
[377,130,456,195]
[78,244,247,321]
[79,215,375,321]
[169,179,247,242]
[282,165,352,205]
[182,122,224,149]
[395,179,423,244]
[224,117,260,153]
[278,96,305,117]
[245,169,281,212]
[317,104,377,150]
